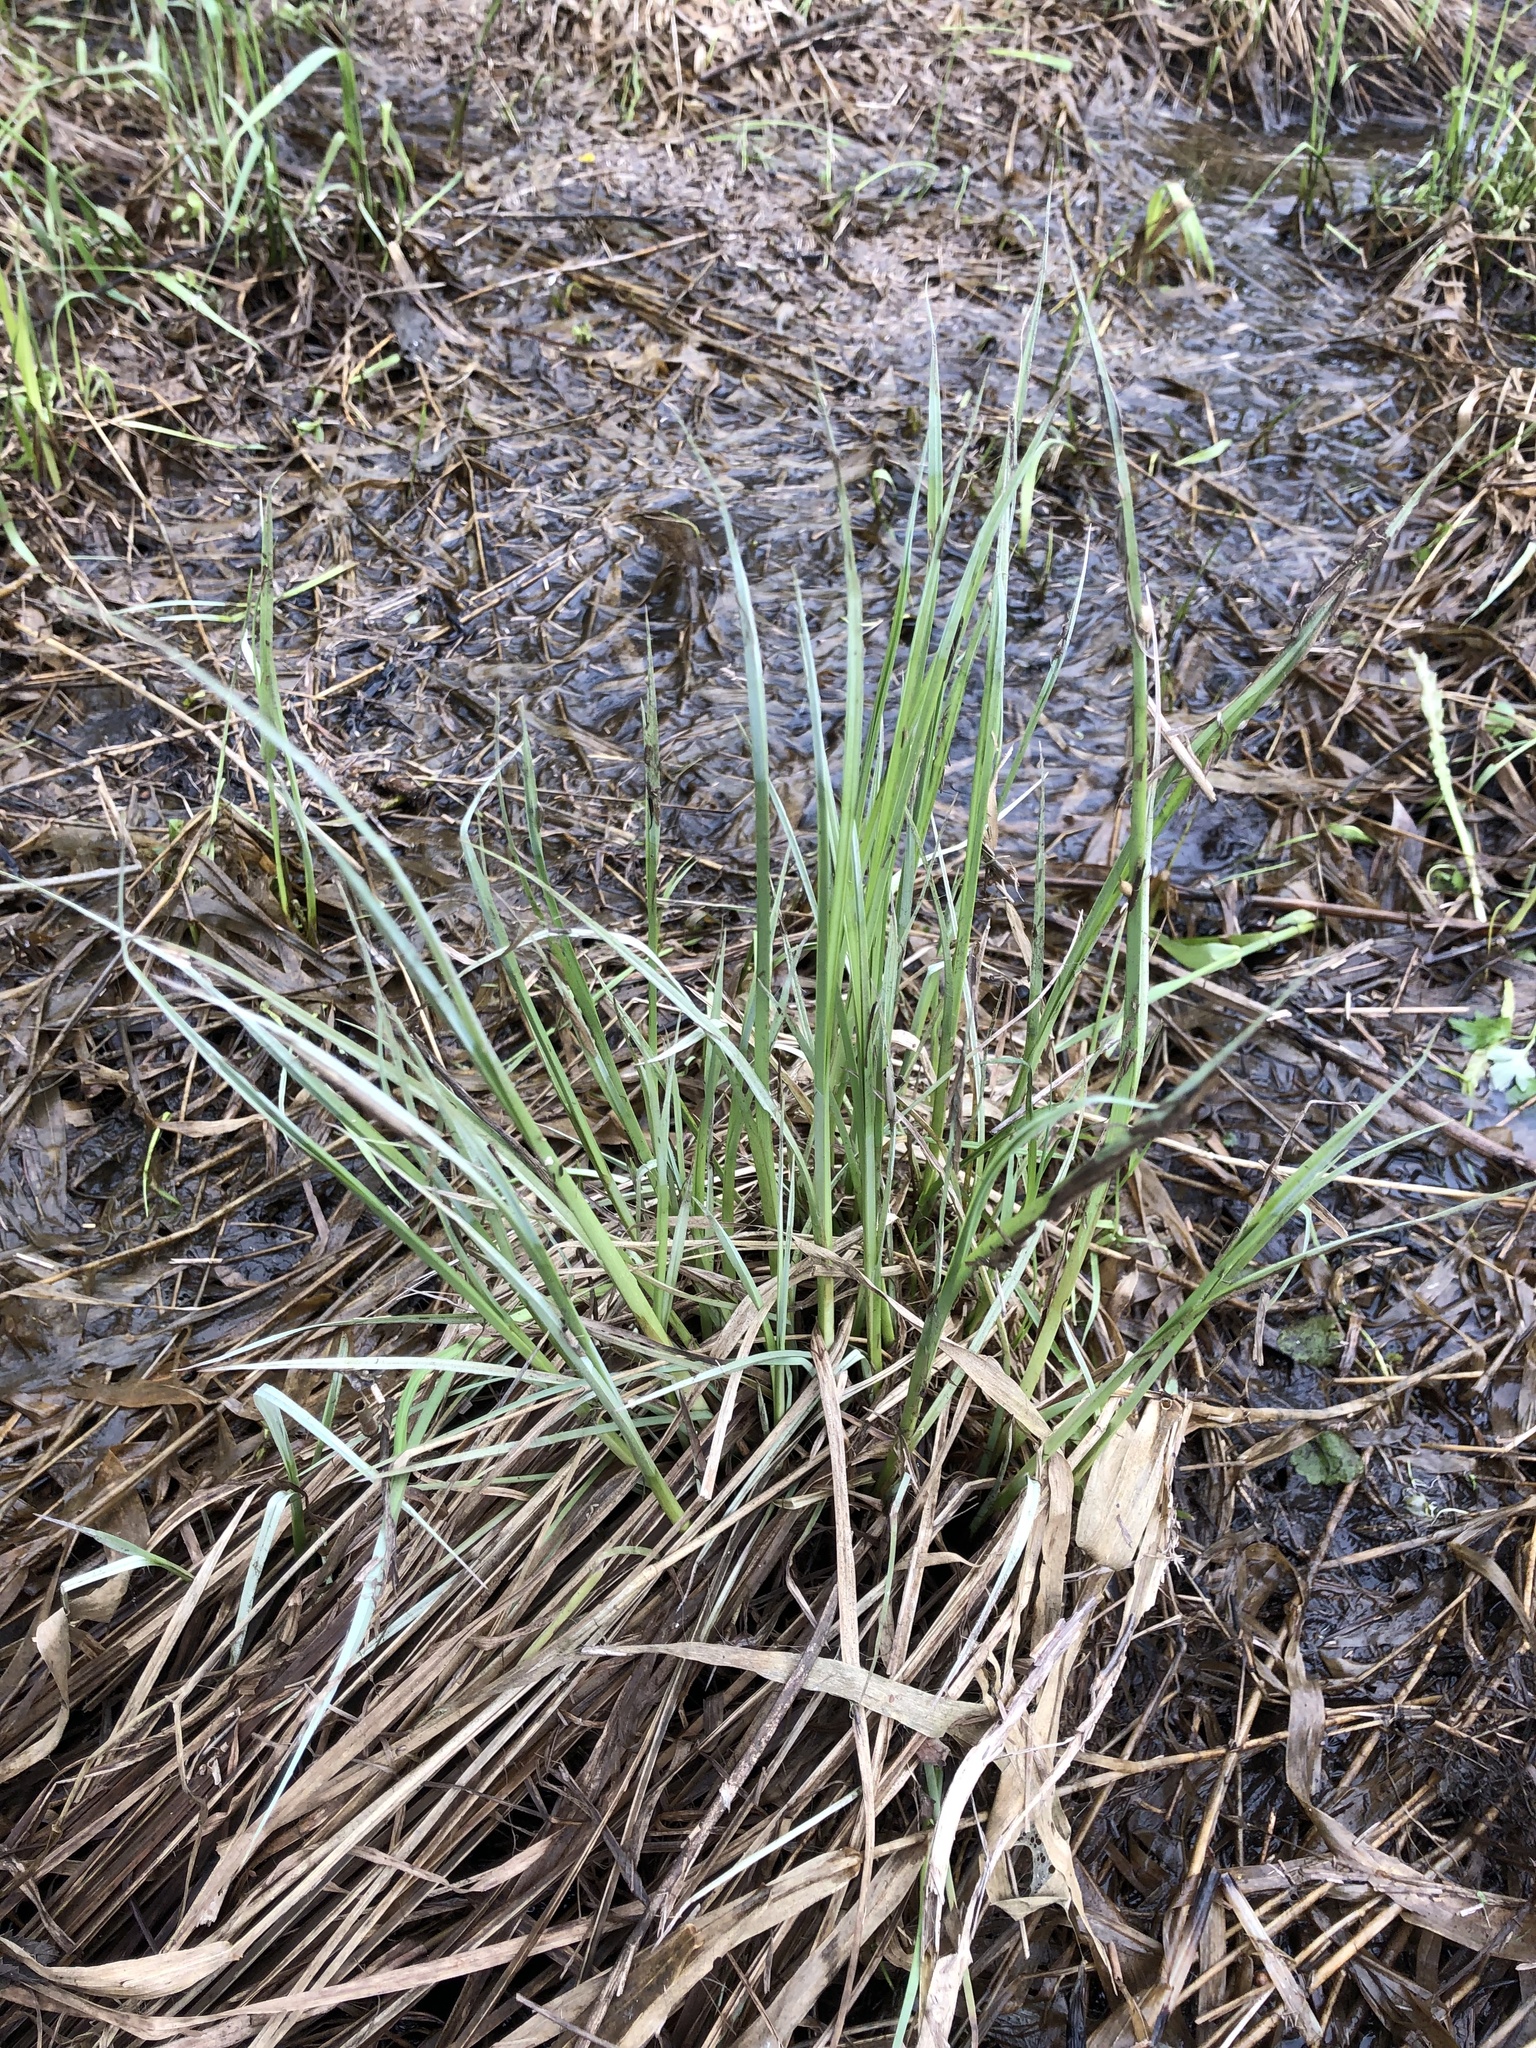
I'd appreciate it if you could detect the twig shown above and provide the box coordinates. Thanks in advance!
[456,231,710,303]
[515,1995,621,2047]
[698,3,882,83]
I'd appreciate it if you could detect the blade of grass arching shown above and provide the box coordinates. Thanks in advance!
[54,601,674,1343]
[873,410,1056,916]
[212,41,345,256]
[114,928,682,1515]
[340,887,665,1347]
[889,1084,1132,1460]
[0,260,59,487]
[1078,274,1152,1110]
[931,365,1055,1136]
[797,579,844,1343]
[856,395,930,815]
[48,1518,191,1589]
[458,781,641,1242]
[702,471,778,1225]
[201,827,749,1376]
[254,1384,476,1575]
[767,778,817,908]
[1026,440,1465,1067]
[996,528,1092,815]
[643,644,663,1036]
[552,909,787,1136]
[514,730,654,1161]
[245,516,286,926]
[894,999,1285,1462]
[1041,1092,1415,1458]
[634,648,677,1297]
[983,284,1157,1422]
[256,1386,308,1553]
[1184,440,1468,780]
[229,1493,289,1662]
[151,269,256,349]
[0,483,39,568]
[255,1512,393,1829]
[136,950,534,1309]
[1411,648,1488,920]
[334,45,381,235]
[860,357,949,865]
[248,496,316,936]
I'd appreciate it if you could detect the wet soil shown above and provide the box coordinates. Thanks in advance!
[65,70,1437,879]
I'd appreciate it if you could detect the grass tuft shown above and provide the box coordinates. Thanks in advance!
[64,342,1433,1575]
[0,1,416,487]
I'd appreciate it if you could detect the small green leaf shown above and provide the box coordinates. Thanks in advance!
[1273,1311,1343,1366]
[1156,909,1314,979]
[1487,1045,1536,1101]
[1143,178,1215,281]
[1451,1013,1510,1053]
[1453,985,1527,1097]
[1488,700,1519,739]
[1291,1430,1362,1487]
[1172,438,1231,469]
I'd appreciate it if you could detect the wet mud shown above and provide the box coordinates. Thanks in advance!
[77,77,1436,878]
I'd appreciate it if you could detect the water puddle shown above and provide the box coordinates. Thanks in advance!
[89,86,1439,893]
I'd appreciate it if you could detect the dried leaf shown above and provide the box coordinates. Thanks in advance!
[70,1377,206,1409]
[595,1641,985,1742]
[1283,1647,1536,1961]
[1349,1956,1458,2048]
[940,1340,1049,1440]
[1076,1396,1183,1569]
[502,1848,862,2046]
[1220,1876,1321,2044]
[0,1608,69,1785]
[64,1450,152,1623]
[1449,1540,1536,1651]
[0,1939,243,1999]
[732,1843,925,2048]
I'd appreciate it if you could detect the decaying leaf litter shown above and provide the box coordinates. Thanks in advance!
[3,1,1536,2043]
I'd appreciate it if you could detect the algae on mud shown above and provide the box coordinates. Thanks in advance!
[3,4,1536,2047]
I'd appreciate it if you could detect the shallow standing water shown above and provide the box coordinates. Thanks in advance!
[104,90,1435,884]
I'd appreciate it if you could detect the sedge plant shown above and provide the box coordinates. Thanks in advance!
[1386,0,1536,237]
[59,319,1452,1553]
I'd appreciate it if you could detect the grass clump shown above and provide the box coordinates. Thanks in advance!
[106,312,1393,1521]
[0,315,1453,2043]
[1394,1,1536,237]
[0,0,406,493]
